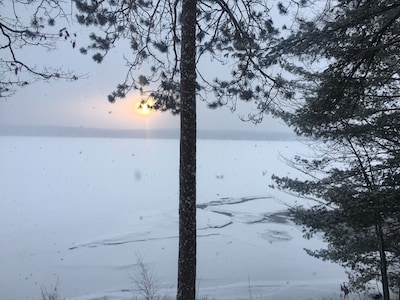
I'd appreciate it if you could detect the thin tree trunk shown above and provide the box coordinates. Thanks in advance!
[376,223,390,300]
[177,0,197,299]
[397,276,400,300]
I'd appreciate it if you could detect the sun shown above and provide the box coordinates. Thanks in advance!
[136,100,154,116]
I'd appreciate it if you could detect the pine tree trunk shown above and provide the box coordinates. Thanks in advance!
[376,223,390,300]
[397,277,400,300]
[177,0,197,300]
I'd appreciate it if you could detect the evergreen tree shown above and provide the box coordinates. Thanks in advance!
[271,0,400,298]
[73,1,285,299]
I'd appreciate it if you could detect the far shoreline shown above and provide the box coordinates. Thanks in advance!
[0,125,298,141]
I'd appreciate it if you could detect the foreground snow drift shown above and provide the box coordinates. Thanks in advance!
[0,136,351,299]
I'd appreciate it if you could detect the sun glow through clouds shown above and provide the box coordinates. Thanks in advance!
[136,101,153,116]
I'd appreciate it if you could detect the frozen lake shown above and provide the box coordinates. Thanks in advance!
[0,136,351,299]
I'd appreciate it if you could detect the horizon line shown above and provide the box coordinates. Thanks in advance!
[0,124,297,141]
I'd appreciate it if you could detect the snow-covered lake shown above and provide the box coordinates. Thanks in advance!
[0,136,351,299]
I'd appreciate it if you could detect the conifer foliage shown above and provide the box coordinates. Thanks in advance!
[272,1,400,298]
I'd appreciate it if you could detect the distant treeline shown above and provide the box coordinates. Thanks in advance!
[0,125,297,141]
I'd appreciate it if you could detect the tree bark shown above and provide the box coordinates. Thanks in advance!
[376,223,390,300]
[177,0,197,300]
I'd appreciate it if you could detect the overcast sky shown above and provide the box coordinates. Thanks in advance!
[0,5,291,135]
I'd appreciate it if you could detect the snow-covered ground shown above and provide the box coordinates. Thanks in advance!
[0,136,362,299]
